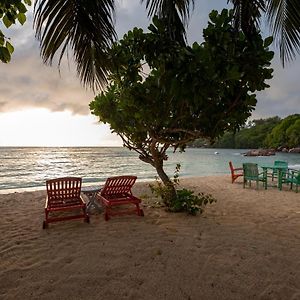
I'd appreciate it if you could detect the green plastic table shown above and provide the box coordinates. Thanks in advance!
[259,164,288,190]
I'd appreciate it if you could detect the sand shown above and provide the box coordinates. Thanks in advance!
[0,176,299,300]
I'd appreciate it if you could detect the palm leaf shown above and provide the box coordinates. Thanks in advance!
[229,0,265,36]
[141,0,194,43]
[266,0,300,66]
[34,0,117,90]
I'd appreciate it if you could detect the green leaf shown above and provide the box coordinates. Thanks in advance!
[0,34,4,46]
[3,15,13,28]
[0,46,11,63]
[6,41,14,54]
[24,0,32,5]
[264,36,273,48]
[17,13,26,25]
[16,2,27,13]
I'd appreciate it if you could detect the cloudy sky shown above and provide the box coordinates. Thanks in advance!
[0,0,299,146]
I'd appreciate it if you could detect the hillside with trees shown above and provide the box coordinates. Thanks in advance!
[189,115,300,149]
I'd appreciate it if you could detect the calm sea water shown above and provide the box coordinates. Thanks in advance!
[0,147,300,193]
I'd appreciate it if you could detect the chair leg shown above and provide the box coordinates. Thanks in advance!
[43,209,49,229]
[135,203,144,216]
[104,206,110,221]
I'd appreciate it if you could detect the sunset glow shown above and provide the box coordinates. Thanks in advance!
[0,108,121,147]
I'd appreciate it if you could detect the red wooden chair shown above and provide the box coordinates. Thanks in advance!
[229,161,243,183]
[43,177,89,229]
[97,176,144,221]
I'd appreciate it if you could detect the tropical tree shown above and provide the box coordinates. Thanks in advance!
[210,116,281,149]
[0,0,31,62]
[32,0,300,90]
[265,114,300,148]
[229,0,300,66]
[90,10,273,202]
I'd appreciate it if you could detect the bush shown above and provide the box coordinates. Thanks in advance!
[170,189,216,215]
[149,165,217,215]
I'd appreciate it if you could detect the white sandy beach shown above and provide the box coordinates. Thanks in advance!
[0,175,300,299]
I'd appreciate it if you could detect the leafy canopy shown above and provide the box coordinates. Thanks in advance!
[265,114,300,148]
[208,116,281,149]
[0,0,31,63]
[90,9,274,184]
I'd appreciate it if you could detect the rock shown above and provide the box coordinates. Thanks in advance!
[244,149,276,156]
[289,147,300,153]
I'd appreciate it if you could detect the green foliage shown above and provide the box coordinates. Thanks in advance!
[190,115,300,149]
[233,116,281,149]
[171,189,216,215]
[265,114,300,148]
[149,164,180,207]
[149,165,216,215]
[0,0,31,63]
[193,116,281,149]
[91,10,273,173]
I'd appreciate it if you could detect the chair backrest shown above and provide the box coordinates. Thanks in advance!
[294,171,300,183]
[243,163,259,178]
[46,177,82,201]
[274,160,288,168]
[101,176,137,196]
[229,161,234,174]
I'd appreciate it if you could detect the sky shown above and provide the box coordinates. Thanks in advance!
[0,0,299,147]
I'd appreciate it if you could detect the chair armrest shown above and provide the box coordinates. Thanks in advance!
[45,196,49,209]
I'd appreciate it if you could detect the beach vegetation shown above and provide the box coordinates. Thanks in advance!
[149,165,216,215]
[31,0,300,89]
[0,0,31,63]
[265,114,300,148]
[90,9,273,203]
[190,114,300,149]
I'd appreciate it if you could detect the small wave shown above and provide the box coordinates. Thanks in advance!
[289,164,300,170]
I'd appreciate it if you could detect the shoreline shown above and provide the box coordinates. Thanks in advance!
[0,174,226,195]
[1,175,300,299]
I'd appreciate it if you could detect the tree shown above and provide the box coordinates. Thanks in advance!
[31,0,300,90]
[90,10,273,202]
[229,0,300,67]
[265,114,300,148]
[211,116,281,149]
[0,0,31,62]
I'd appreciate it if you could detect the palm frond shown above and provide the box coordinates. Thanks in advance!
[229,0,265,36]
[34,0,117,90]
[266,0,300,66]
[141,0,194,43]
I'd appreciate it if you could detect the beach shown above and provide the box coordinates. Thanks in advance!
[0,175,300,299]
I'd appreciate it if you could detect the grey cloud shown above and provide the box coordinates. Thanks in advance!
[0,22,94,114]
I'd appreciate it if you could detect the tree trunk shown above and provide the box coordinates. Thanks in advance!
[138,140,178,205]
[154,160,178,205]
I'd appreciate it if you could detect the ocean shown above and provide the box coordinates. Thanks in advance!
[0,147,300,193]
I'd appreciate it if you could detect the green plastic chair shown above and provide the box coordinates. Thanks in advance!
[272,160,288,181]
[243,163,266,189]
[285,169,300,193]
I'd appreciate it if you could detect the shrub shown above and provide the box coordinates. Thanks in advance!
[171,189,216,215]
[149,165,217,215]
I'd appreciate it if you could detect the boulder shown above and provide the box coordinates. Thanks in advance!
[289,147,300,153]
[244,149,276,156]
